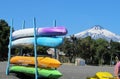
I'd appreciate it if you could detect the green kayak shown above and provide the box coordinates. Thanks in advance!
[10,66,62,79]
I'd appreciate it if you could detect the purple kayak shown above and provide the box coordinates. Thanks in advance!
[12,26,67,40]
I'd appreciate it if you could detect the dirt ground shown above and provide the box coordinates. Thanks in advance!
[0,62,115,79]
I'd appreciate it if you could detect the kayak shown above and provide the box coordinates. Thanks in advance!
[12,37,63,48]
[87,72,114,79]
[12,27,67,40]
[10,56,62,68]
[96,72,114,79]
[10,65,62,79]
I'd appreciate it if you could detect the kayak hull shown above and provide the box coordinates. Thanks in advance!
[12,27,67,40]
[12,37,63,48]
[10,56,61,68]
[10,66,62,79]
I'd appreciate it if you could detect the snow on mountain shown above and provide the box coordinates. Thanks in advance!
[74,25,120,42]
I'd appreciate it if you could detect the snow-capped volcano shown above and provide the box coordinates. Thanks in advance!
[74,25,120,42]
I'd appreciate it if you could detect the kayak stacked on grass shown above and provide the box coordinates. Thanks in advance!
[9,26,68,78]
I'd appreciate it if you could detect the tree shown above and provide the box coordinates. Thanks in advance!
[78,36,96,64]
[94,38,109,65]
[59,37,74,63]
[108,40,120,65]
[0,19,10,60]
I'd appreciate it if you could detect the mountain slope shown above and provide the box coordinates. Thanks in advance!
[74,25,120,42]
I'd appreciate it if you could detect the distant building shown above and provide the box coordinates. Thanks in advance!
[47,48,65,60]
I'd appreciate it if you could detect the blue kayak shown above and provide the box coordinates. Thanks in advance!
[12,37,63,48]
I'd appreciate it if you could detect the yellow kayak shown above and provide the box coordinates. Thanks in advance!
[96,72,114,79]
[87,72,115,79]
[10,56,61,68]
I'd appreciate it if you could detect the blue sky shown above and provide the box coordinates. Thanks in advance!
[0,0,120,35]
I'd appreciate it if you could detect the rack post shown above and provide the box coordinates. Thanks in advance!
[33,18,38,79]
[53,20,57,59]
[22,20,25,29]
[20,20,25,56]
[6,19,13,75]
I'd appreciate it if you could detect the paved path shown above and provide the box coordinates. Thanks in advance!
[0,62,115,79]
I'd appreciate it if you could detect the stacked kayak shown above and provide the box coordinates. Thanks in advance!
[12,27,67,48]
[10,56,63,78]
[12,37,63,48]
[8,26,68,79]
[10,56,62,68]
[10,66,62,79]
[12,27,67,40]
